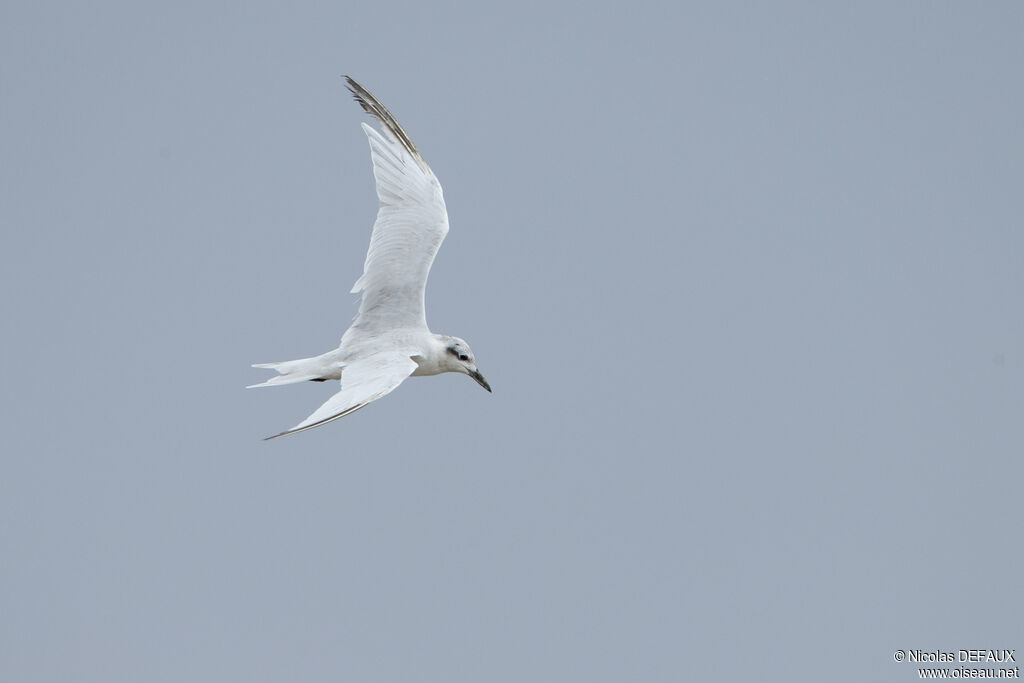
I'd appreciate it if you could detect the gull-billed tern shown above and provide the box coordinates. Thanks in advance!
[250,77,490,440]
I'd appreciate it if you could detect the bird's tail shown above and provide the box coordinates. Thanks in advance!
[247,356,333,388]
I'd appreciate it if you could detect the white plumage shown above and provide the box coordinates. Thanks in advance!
[249,77,490,440]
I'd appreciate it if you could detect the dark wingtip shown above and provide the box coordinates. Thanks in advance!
[343,75,360,97]
[343,76,376,117]
[342,75,422,162]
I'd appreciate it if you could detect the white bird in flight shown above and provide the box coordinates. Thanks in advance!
[250,76,490,440]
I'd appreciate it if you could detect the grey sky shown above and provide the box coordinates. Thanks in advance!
[2,2,1022,682]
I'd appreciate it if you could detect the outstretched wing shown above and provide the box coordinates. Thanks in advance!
[264,352,417,440]
[344,76,449,336]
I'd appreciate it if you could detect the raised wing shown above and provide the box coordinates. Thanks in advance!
[345,76,449,336]
[264,352,417,440]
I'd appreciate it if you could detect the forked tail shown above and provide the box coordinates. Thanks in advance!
[247,356,335,388]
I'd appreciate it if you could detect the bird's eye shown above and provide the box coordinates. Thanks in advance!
[458,354,469,362]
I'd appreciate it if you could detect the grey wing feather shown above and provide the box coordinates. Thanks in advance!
[345,76,426,172]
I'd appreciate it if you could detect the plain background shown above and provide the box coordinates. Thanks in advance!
[2,2,1021,681]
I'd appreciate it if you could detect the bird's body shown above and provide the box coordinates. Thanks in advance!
[250,77,490,440]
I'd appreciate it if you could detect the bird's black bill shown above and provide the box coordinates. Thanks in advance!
[469,369,492,392]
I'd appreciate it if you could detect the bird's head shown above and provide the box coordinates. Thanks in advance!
[443,336,491,392]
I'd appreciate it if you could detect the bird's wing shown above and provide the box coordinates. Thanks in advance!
[344,76,449,336]
[264,352,417,440]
